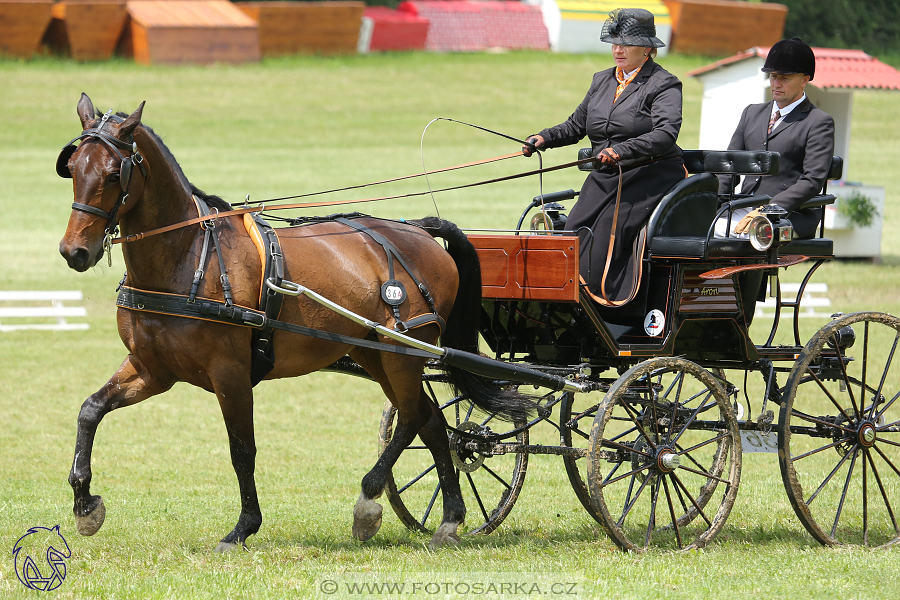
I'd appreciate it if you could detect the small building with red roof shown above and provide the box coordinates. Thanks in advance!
[688,47,900,176]
[689,47,900,258]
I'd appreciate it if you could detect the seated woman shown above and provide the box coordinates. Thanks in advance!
[524,8,685,306]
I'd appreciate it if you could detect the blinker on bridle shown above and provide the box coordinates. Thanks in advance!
[57,110,148,263]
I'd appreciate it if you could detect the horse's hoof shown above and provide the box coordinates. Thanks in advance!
[214,541,242,554]
[352,497,383,542]
[74,497,106,536]
[428,523,461,550]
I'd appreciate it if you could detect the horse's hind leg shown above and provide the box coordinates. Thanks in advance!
[416,400,466,550]
[352,352,465,548]
[69,355,172,536]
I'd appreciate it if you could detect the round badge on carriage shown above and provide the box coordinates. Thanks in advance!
[644,309,665,337]
[381,279,407,306]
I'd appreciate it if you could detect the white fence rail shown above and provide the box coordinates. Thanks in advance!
[0,291,89,332]
[755,283,833,319]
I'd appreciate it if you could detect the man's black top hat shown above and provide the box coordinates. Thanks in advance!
[761,37,816,80]
[600,8,666,48]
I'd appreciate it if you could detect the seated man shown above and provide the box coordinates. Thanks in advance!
[715,37,835,239]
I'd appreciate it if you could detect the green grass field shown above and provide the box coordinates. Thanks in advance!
[1,52,899,599]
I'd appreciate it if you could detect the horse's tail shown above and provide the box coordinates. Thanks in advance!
[411,217,538,423]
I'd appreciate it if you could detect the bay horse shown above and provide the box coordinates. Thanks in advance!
[57,93,534,551]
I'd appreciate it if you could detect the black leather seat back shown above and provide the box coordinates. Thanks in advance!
[647,173,719,239]
[682,150,780,176]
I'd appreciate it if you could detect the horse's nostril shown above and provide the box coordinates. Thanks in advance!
[61,246,92,272]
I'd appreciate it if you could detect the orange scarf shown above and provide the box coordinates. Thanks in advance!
[614,58,647,102]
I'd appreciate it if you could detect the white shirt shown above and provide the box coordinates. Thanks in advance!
[769,93,806,132]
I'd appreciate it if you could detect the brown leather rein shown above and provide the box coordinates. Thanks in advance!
[111,151,600,245]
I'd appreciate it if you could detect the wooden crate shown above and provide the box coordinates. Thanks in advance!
[0,0,52,57]
[121,0,259,65]
[236,1,364,56]
[469,234,581,302]
[662,0,786,56]
[44,1,128,60]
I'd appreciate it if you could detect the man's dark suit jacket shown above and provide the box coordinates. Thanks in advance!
[718,97,835,238]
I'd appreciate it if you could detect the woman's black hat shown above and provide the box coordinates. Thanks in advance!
[761,37,816,80]
[600,8,666,48]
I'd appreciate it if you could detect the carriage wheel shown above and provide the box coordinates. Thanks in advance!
[563,377,732,530]
[586,357,741,551]
[379,386,528,536]
[779,312,900,547]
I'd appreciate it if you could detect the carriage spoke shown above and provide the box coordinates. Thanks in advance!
[601,436,653,459]
[397,463,437,494]
[873,444,900,478]
[863,447,869,545]
[806,446,854,506]
[617,400,659,451]
[420,482,441,527]
[601,459,624,486]
[676,432,729,459]
[861,323,869,425]
[617,473,652,528]
[871,331,900,421]
[669,392,716,448]
[481,463,512,490]
[644,476,663,548]
[790,408,857,435]
[831,338,861,420]
[608,425,640,444]
[662,476,683,548]
[677,465,733,486]
[670,471,712,527]
[875,436,900,449]
[465,471,491,524]
[830,447,859,539]
[791,436,854,462]
[602,463,654,488]
[663,372,686,445]
[806,369,858,426]
[866,448,900,535]
[875,391,900,424]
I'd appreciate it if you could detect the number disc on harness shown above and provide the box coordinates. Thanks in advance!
[381,279,407,306]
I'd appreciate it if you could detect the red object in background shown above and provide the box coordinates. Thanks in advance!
[398,1,548,52]
[365,6,429,52]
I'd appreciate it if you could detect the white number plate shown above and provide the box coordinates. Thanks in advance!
[740,430,779,453]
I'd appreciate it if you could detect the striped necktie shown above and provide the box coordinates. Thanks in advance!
[768,110,781,136]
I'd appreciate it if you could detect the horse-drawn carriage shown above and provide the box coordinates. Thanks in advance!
[376,149,900,551]
[57,95,899,552]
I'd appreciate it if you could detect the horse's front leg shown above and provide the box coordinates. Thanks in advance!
[211,371,261,553]
[69,354,172,536]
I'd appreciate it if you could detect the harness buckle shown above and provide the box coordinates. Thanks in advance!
[242,312,267,328]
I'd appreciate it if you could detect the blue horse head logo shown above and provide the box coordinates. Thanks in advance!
[12,525,71,591]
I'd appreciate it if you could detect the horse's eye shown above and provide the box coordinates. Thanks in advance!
[107,173,120,184]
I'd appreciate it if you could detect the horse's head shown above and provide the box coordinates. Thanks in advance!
[58,93,148,271]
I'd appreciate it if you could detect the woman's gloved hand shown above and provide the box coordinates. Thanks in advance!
[522,135,545,157]
[597,147,620,166]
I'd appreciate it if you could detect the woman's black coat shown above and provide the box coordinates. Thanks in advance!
[537,58,685,305]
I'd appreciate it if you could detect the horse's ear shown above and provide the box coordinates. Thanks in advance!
[77,93,95,129]
[119,101,145,139]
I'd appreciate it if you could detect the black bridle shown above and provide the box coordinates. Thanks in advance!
[56,110,149,253]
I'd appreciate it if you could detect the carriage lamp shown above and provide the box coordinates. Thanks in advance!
[530,202,567,233]
[748,205,792,252]
[747,205,793,298]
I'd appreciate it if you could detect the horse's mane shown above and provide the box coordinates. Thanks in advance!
[110,110,233,214]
